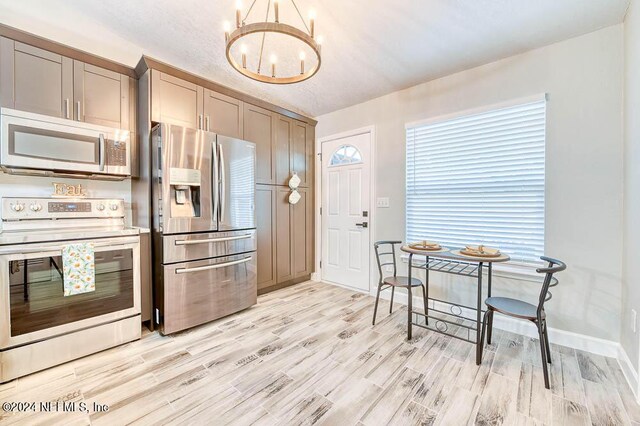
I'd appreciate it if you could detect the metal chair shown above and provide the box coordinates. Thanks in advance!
[480,256,566,389]
[372,241,427,328]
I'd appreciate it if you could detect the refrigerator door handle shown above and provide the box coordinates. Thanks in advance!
[174,234,253,245]
[175,256,252,274]
[212,139,219,225]
[219,143,226,223]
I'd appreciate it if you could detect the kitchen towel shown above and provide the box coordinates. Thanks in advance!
[62,243,96,296]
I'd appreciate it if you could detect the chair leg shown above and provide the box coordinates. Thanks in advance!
[479,309,490,364]
[537,323,550,389]
[487,309,494,345]
[420,285,428,326]
[407,286,413,340]
[372,283,383,326]
[543,321,552,364]
[389,286,395,314]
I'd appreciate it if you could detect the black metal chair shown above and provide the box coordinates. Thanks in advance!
[480,256,566,389]
[372,241,427,328]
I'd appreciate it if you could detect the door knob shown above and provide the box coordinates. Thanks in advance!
[355,222,368,228]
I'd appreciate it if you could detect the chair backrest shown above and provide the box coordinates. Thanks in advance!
[536,256,567,318]
[373,240,401,282]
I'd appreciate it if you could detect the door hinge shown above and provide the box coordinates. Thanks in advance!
[320,207,322,215]
[320,260,322,268]
[318,153,322,161]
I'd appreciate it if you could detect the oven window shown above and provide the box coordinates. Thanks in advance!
[9,124,98,164]
[9,248,134,336]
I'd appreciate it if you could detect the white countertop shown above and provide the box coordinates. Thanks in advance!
[0,226,141,246]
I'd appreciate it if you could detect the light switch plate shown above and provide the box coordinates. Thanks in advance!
[377,197,390,208]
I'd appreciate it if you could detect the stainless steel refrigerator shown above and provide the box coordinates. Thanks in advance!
[151,123,256,334]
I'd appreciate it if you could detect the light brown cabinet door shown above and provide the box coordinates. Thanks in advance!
[0,38,72,118]
[244,103,276,184]
[74,61,128,128]
[291,120,315,188]
[275,115,293,186]
[292,187,313,278]
[256,184,277,291]
[204,89,243,138]
[151,70,203,129]
[276,186,294,283]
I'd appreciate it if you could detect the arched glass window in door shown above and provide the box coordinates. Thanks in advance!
[329,144,362,166]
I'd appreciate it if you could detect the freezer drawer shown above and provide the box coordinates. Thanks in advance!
[160,253,256,334]
[162,230,256,264]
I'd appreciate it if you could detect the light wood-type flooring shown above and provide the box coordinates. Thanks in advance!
[0,281,638,425]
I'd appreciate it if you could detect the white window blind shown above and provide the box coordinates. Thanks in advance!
[406,98,546,264]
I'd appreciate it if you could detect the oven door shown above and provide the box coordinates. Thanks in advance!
[0,108,130,176]
[0,235,140,349]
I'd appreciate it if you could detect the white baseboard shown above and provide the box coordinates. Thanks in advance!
[310,272,320,282]
[617,345,640,403]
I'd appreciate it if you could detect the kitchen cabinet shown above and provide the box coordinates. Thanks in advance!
[275,115,293,186]
[151,70,203,129]
[0,38,73,118]
[256,184,277,292]
[204,89,243,138]
[73,61,130,128]
[0,38,131,130]
[292,187,313,278]
[244,103,276,184]
[292,121,314,188]
[276,186,294,283]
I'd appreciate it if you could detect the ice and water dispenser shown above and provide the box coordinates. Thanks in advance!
[169,167,202,218]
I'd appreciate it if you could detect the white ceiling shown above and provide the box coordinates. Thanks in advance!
[0,0,630,117]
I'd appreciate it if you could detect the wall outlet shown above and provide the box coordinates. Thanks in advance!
[377,197,390,208]
[632,309,637,333]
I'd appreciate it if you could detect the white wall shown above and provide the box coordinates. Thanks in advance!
[622,0,640,372]
[316,25,624,342]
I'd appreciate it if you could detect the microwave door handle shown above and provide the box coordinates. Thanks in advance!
[219,144,226,222]
[98,134,106,172]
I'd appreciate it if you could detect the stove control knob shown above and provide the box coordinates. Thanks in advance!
[96,204,106,211]
[110,203,119,211]
[29,203,42,212]
[11,203,24,212]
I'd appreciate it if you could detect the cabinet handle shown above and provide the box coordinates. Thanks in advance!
[64,99,70,119]
[198,114,203,129]
[205,116,210,131]
[76,101,81,121]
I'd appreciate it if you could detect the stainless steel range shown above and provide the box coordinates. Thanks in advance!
[0,197,141,383]
[151,123,257,335]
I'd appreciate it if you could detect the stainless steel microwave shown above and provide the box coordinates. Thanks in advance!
[0,108,131,179]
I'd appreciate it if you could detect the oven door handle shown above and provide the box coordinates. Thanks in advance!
[174,234,253,246]
[99,133,106,172]
[175,256,252,274]
[0,237,140,256]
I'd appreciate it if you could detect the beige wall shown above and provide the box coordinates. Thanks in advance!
[316,25,624,341]
[622,1,640,372]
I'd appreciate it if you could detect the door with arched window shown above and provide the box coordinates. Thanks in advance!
[320,131,371,292]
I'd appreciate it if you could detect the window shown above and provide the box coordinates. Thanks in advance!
[405,97,546,264]
[330,144,362,166]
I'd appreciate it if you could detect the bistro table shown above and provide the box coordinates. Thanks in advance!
[401,245,510,365]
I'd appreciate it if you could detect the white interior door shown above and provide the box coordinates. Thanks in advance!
[321,132,371,291]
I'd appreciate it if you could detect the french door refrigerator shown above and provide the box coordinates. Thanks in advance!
[151,123,257,334]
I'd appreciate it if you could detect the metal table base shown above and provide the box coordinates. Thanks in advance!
[406,252,494,365]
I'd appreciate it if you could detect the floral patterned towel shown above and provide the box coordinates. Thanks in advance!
[62,243,96,296]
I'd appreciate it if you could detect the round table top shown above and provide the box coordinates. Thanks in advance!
[401,245,511,263]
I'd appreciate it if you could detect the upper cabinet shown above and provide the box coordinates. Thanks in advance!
[0,37,131,130]
[292,120,314,188]
[0,39,72,118]
[151,70,203,129]
[204,89,243,138]
[244,103,276,185]
[73,61,130,128]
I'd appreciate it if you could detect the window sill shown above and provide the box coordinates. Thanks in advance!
[400,254,541,282]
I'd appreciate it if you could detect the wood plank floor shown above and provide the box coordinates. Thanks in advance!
[0,281,637,425]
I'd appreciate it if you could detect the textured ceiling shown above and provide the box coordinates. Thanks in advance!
[0,0,630,117]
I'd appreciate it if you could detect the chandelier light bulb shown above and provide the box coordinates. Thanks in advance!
[240,44,248,54]
[308,9,316,20]
[300,51,306,74]
[270,54,278,64]
[270,54,277,77]
[223,21,231,41]
[299,51,306,61]
[241,44,248,68]
[317,35,324,46]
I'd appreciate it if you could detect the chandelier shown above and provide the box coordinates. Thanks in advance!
[224,0,322,84]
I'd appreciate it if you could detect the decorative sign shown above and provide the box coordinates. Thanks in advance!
[52,183,86,198]
[169,168,201,186]
[288,189,301,205]
[288,172,301,190]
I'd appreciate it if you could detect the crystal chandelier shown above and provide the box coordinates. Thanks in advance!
[224,0,322,84]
